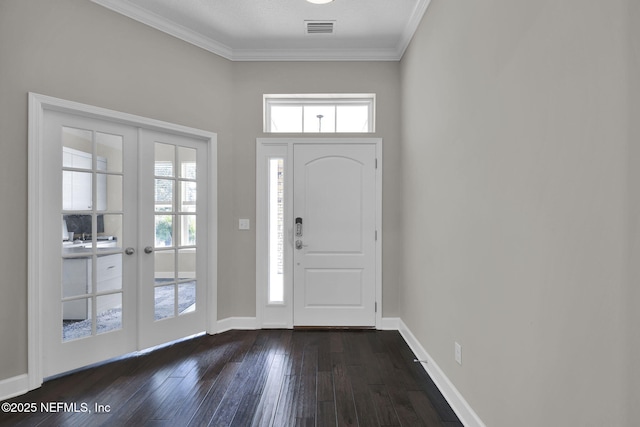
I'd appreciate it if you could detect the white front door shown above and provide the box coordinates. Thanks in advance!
[41,110,208,378]
[292,143,377,326]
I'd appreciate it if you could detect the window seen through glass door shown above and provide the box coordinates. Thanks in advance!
[154,143,198,320]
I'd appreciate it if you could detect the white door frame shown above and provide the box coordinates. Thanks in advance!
[28,93,218,391]
[255,138,382,329]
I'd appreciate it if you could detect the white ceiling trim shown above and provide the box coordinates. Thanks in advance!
[91,0,234,59]
[398,0,432,59]
[232,47,404,62]
[91,0,431,62]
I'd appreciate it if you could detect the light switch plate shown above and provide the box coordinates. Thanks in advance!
[239,218,250,230]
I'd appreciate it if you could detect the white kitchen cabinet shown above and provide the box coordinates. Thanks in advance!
[62,246,121,320]
[62,147,107,211]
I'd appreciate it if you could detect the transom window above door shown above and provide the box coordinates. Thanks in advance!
[264,94,376,133]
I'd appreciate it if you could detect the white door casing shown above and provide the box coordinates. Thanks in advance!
[28,93,217,389]
[256,138,382,329]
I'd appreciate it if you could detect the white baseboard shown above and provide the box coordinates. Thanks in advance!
[397,319,486,427]
[216,317,258,333]
[379,316,401,330]
[0,374,29,402]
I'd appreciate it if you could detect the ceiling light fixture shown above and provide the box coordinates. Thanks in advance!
[307,0,334,4]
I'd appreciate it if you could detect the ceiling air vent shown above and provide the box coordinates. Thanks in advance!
[305,20,335,35]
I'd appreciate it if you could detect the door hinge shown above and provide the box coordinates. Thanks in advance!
[375,158,378,169]
[375,230,378,241]
[375,302,378,312]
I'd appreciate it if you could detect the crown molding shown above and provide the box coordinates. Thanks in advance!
[231,47,403,62]
[397,0,432,58]
[91,0,234,59]
[91,0,431,62]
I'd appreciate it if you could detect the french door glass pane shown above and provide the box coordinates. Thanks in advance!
[62,127,92,167]
[96,293,122,334]
[101,214,123,250]
[62,298,92,342]
[178,147,196,179]
[155,215,174,247]
[179,215,196,246]
[63,171,92,211]
[62,257,91,298]
[97,254,122,292]
[155,179,174,212]
[96,132,123,173]
[97,174,122,212]
[180,181,196,212]
[154,250,175,283]
[178,249,196,279]
[155,143,175,177]
[155,285,175,320]
[178,282,196,315]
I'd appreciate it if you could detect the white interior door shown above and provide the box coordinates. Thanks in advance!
[138,129,208,349]
[41,111,208,378]
[42,111,138,377]
[293,143,377,326]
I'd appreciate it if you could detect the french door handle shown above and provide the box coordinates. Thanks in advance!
[144,246,154,254]
[125,247,135,255]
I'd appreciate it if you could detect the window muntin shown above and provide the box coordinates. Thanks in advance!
[264,94,375,133]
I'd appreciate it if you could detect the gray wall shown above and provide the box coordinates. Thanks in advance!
[224,61,401,319]
[400,0,632,425]
[629,0,640,423]
[0,0,401,381]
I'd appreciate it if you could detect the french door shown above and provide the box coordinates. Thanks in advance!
[41,110,208,378]
[138,129,208,349]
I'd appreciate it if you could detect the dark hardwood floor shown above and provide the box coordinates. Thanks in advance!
[0,330,462,426]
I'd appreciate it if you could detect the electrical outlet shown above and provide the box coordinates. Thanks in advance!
[239,219,250,230]
[455,342,462,365]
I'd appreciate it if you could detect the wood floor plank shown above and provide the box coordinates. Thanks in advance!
[331,352,358,427]
[271,374,299,427]
[317,400,338,427]
[316,371,334,402]
[249,354,287,427]
[407,390,452,426]
[369,384,401,427]
[222,333,278,426]
[348,365,385,427]
[185,361,241,427]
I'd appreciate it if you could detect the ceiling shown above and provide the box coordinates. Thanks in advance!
[91,0,431,61]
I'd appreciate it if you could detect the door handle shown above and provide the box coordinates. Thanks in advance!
[295,217,303,237]
[144,246,154,254]
[125,247,135,255]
